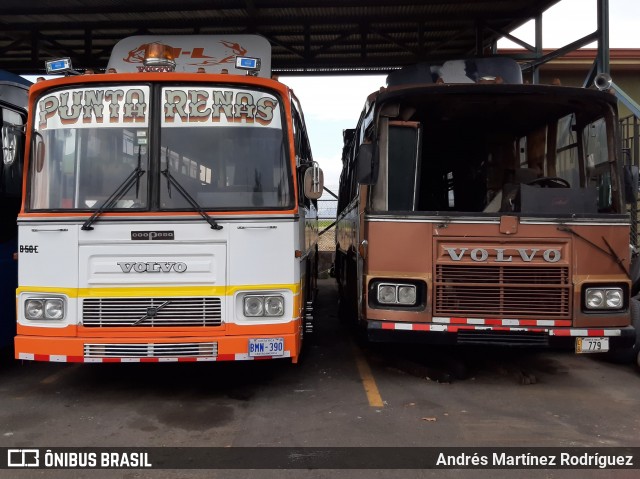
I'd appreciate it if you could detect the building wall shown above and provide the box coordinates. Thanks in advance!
[530,49,640,119]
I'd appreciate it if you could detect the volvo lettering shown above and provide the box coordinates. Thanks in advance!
[443,247,562,263]
[16,35,323,364]
[117,262,188,273]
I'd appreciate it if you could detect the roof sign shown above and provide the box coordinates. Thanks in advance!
[108,35,272,78]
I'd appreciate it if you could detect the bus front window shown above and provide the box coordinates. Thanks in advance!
[29,85,150,211]
[159,86,292,211]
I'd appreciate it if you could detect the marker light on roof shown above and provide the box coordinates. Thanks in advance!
[45,58,74,74]
[235,56,261,75]
[143,43,176,70]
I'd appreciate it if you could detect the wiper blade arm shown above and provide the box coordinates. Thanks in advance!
[81,166,146,231]
[558,225,629,277]
[161,168,222,230]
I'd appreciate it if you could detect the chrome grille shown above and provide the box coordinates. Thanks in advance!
[84,342,217,358]
[435,265,571,318]
[82,297,222,327]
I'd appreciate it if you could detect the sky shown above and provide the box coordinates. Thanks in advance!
[281,0,640,190]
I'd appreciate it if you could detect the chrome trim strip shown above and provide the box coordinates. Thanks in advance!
[19,214,299,224]
[365,214,629,225]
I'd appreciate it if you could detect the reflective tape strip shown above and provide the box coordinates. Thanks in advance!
[549,329,620,337]
[374,322,622,336]
[432,317,573,327]
[17,352,292,363]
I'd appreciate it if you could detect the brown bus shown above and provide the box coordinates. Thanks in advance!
[334,59,638,356]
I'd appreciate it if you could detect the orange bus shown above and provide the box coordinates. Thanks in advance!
[15,35,323,364]
[335,59,637,356]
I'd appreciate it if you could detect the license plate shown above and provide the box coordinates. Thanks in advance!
[248,338,285,357]
[576,337,609,354]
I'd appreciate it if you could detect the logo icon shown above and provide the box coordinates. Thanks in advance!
[7,449,39,468]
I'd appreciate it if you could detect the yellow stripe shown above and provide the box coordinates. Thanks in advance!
[41,365,80,385]
[351,341,384,408]
[17,283,300,298]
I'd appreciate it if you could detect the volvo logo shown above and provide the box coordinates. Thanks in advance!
[117,262,188,273]
[133,301,171,325]
[444,248,561,263]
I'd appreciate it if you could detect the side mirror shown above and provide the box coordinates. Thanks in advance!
[303,162,324,200]
[624,164,639,204]
[356,143,379,185]
[2,126,22,197]
[2,125,17,166]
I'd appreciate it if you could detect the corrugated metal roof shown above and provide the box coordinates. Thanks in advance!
[0,0,562,74]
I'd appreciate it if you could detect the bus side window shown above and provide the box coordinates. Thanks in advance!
[292,106,313,208]
[387,121,421,211]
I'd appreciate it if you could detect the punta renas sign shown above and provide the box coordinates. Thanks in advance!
[36,86,281,130]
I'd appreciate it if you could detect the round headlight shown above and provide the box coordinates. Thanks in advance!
[378,285,397,304]
[45,299,64,319]
[244,296,264,317]
[25,299,45,320]
[586,290,604,309]
[605,289,623,308]
[264,296,284,316]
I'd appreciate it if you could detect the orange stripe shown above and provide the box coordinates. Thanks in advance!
[19,209,298,218]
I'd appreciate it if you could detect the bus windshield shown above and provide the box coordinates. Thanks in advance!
[28,84,293,211]
[369,87,622,216]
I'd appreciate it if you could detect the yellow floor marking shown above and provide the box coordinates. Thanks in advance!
[352,342,384,408]
[40,364,80,385]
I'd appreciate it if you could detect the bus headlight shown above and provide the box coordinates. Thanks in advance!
[25,298,65,320]
[243,295,284,318]
[44,299,65,319]
[585,287,624,310]
[398,285,417,305]
[25,299,44,320]
[264,296,284,316]
[377,284,397,304]
[377,283,417,306]
[243,296,265,317]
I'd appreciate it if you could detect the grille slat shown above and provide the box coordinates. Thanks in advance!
[435,264,570,318]
[84,342,218,358]
[82,297,223,327]
[457,331,550,346]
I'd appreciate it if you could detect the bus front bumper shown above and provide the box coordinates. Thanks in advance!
[366,320,636,351]
[15,332,300,363]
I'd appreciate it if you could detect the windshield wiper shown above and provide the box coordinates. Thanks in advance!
[162,167,222,230]
[81,147,146,231]
[557,224,629,277]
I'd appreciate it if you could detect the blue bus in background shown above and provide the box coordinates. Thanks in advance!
[0,70,30,351]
